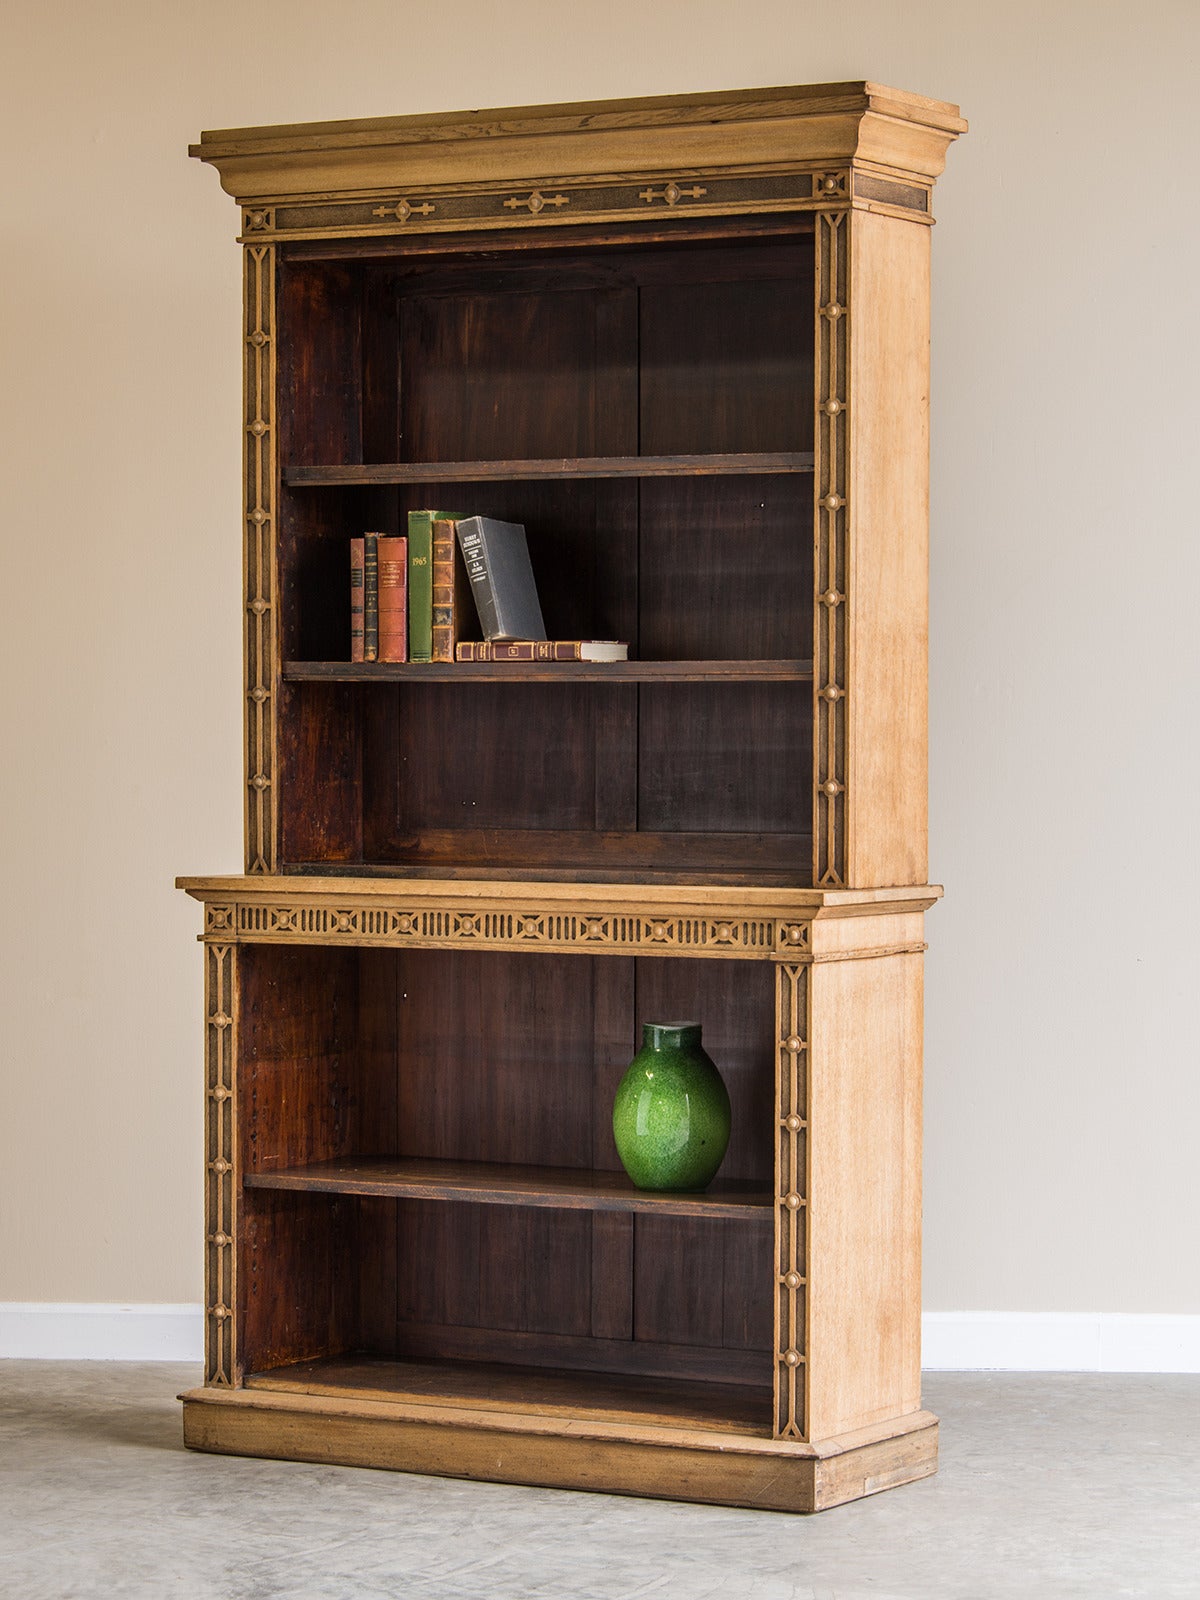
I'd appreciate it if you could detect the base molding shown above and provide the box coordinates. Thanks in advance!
[921,1311,1200,1373]
[6,1306,1200,1371]
[0,1303,203,1360]
[181,1386,939,1513]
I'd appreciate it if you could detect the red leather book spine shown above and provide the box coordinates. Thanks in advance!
[377,535,408,662]
[457,640,580,662]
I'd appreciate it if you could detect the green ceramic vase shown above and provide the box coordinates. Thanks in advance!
[612,1022,731,1191]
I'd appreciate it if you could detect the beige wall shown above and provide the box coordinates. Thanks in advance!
[2,0,1196,1311]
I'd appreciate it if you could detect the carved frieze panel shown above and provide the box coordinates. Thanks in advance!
[202,897,793,960]
[238,169,859,242]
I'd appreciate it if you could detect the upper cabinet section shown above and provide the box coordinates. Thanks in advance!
[190,81,966,244]
[194,84,964,890]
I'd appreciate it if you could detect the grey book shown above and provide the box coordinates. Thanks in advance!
[455,517,547,641]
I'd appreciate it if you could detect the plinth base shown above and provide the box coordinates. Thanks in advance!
[182,1383,938,1514]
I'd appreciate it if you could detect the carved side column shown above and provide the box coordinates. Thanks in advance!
[243,235,277,873]
[773,957,811,1439]
[204,943,238,1386]
[813,207,850,887]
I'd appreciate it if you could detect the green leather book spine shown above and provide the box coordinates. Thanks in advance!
[406,509,444,663]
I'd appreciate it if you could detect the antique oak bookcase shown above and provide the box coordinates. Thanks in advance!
[179,82,964,1513]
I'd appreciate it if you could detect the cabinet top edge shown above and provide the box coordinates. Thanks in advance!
[175,874,943,916]
[192,83,966,154]
[189,82,965,204]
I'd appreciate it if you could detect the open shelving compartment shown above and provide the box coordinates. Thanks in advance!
[234,942,779,1434]
[273,218,817,885]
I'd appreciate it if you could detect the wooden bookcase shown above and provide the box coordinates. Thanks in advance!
[179,82,964,1513]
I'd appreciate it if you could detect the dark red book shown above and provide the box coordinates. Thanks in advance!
[377,535,408,662]
[455,640,628,662]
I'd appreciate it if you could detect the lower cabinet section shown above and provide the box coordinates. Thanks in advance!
[231,944,777,1418]
[187,876,936,1511]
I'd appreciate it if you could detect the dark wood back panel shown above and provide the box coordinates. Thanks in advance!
[640,273,812,455]
[634,1214,773,1354]
[399,288,616,461]
[638,681,812,837]
[638,476,812,661]
[347,948,773,1383]
[274,229,817,882]
[390,950,601,1167]
[276,259,363,467]
[237,945,361,1174]
[237,945,363,1374]
[385,682,606,836]
[278,682,363,866]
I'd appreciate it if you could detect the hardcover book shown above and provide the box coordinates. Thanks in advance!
[362,531,381,662]
[431,516,478,662]
[349,537,365,662]
[456,517,546,642]
[455,640,629,662]
[406,509,456,663]
[377,535,408,662]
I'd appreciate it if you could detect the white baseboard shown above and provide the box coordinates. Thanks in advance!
[0,1303,204,1360]
[921,1311,1200,1373]
[2,1305,1198,1371]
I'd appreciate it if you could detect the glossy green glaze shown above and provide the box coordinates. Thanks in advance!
[611,1022,731,1191]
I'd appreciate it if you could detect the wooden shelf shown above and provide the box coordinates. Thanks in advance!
[283,451,814,486]
[283,658,814,684]
[244,1156,774,1219]
[246,1355,774,1434]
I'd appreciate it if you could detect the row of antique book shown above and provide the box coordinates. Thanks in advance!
[350,511,628,664]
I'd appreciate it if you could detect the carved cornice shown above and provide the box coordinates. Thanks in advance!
[192,82,964,211]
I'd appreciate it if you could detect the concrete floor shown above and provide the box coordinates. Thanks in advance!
[1,1365,1197,1599]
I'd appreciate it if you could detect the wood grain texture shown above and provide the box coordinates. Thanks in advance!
[284,215,815,264]
[180,874,936,914]
[285,453,812,484]
[245,1355,771,1432]
[190,82,965,205]
[283,660,814,683]
[637,480,813,663]
[386,1319,770,1385]
[245,1156,771,1216]
[235,945,363,1376]
[181,1382,938,1512]
[844,209,931,888]
[183,77,961,1512]
[195,83,966,155]
[237,1188,355,1377]
[370,826,813,880]
[804,947,924,1441]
